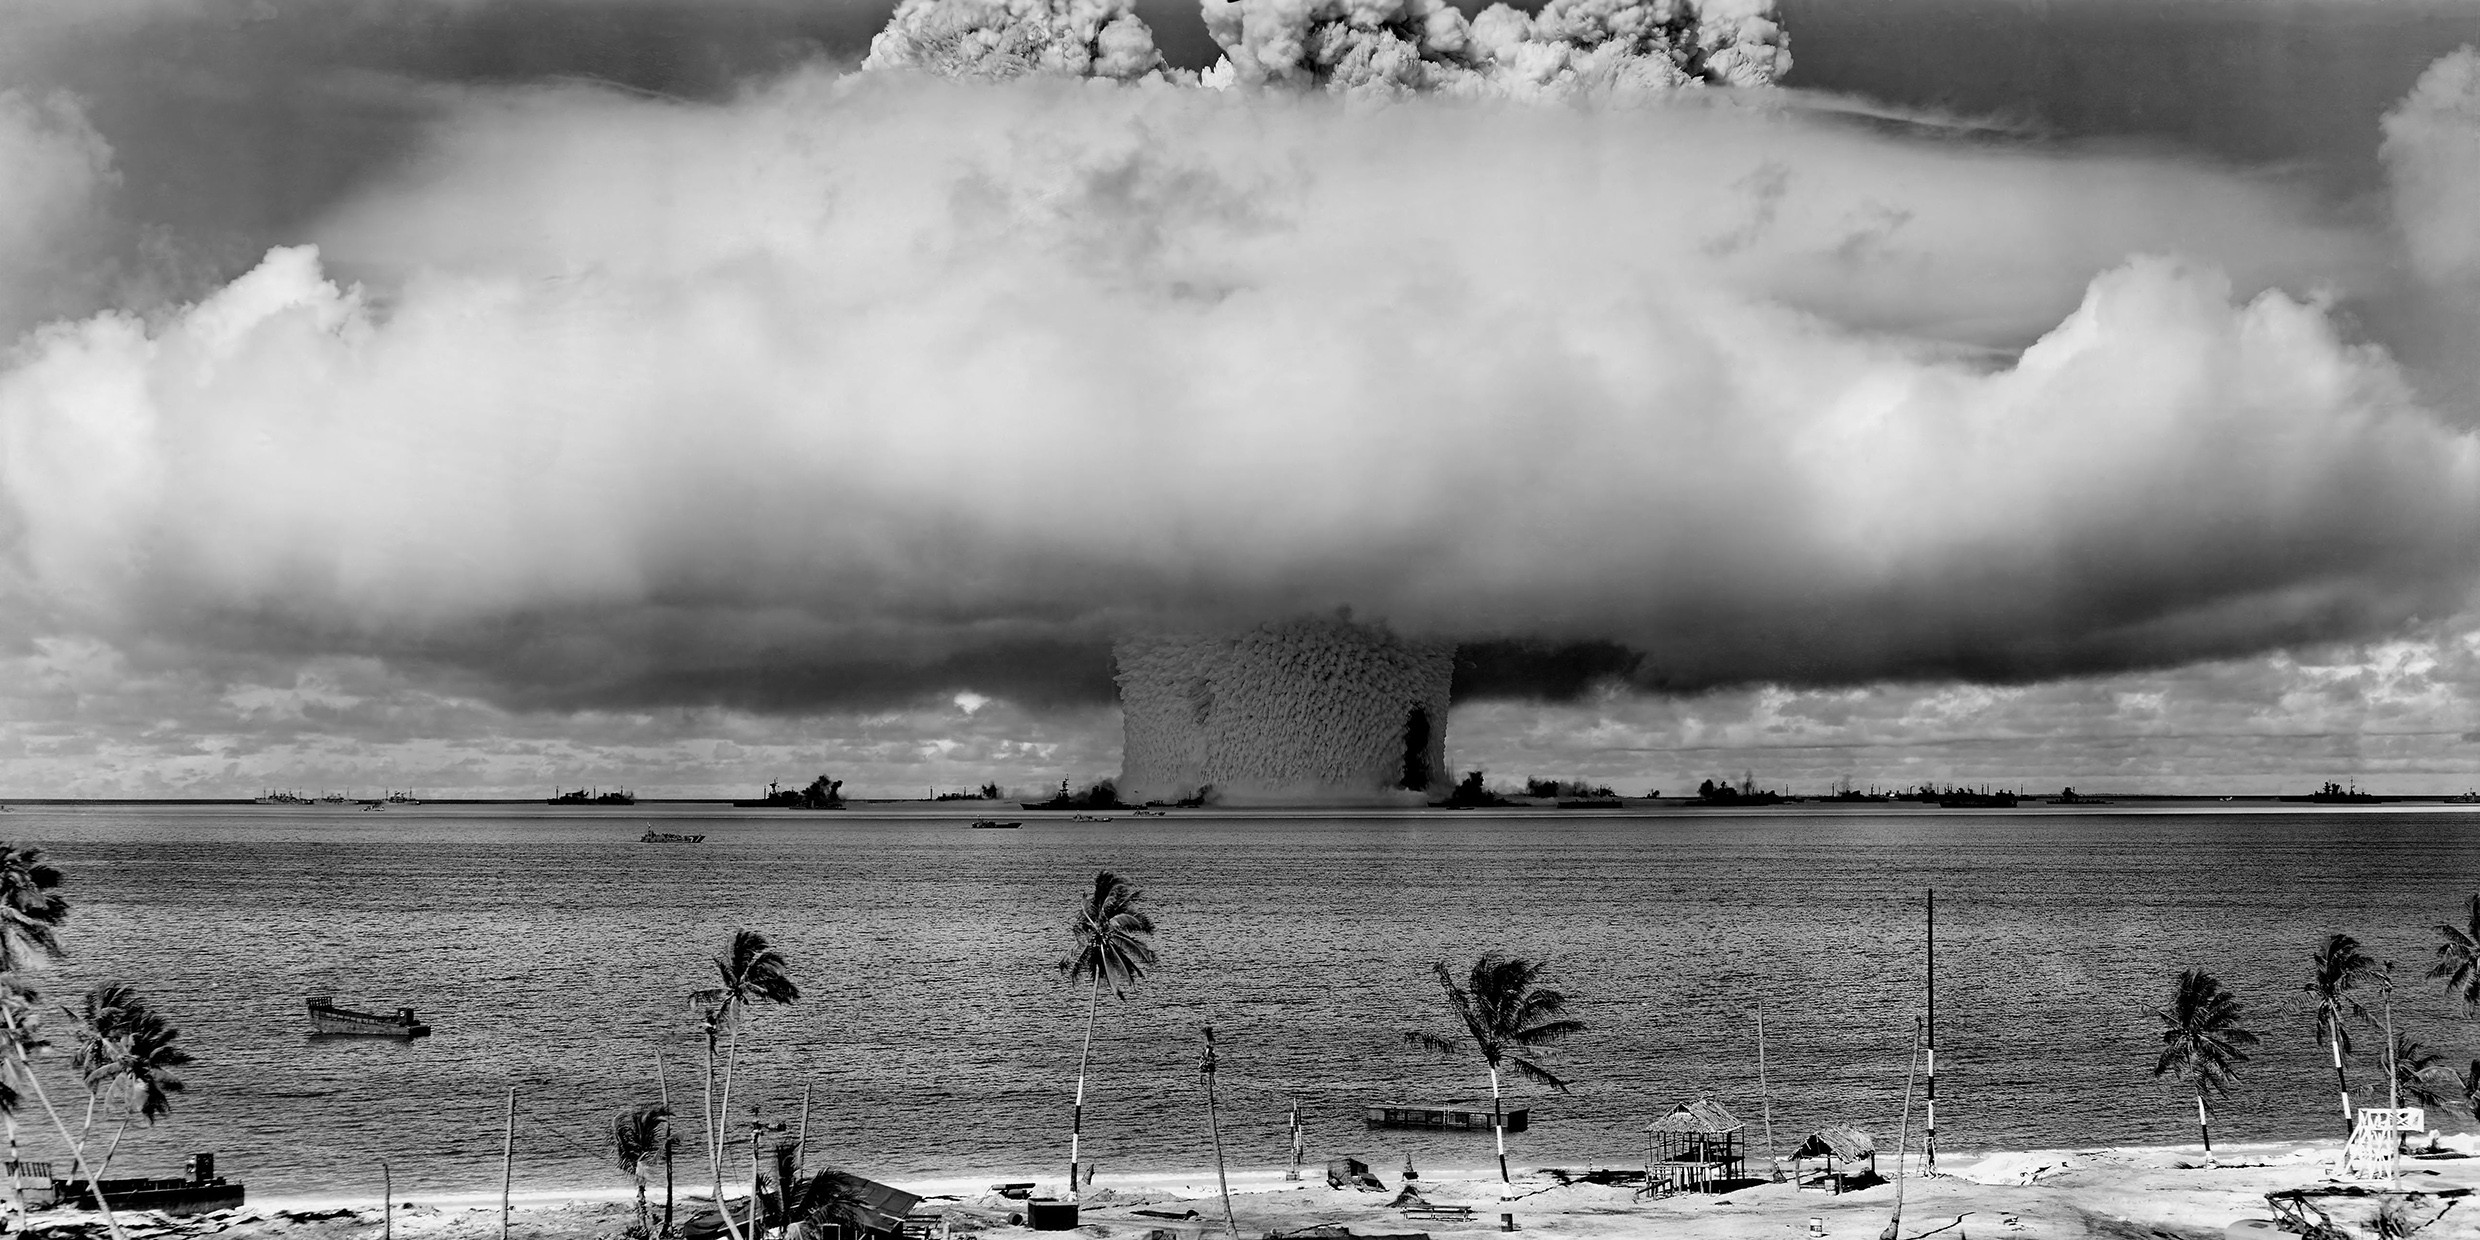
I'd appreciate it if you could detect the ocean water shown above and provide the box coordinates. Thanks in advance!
[0,803,2474,1201]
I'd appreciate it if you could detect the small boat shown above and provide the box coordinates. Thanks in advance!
[1364,1102,1529,1133]
[306,996,430,1038]
[1131,809,1169,817]
[969,820,1022,829]
[1070,813,1115,822]
[641,830,705,843]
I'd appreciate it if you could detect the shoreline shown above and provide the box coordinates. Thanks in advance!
[40,1138,2480,1239]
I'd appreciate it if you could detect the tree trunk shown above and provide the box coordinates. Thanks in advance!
[9,1041,128,1240]
[663,1122,676,1240]
[8,1104,23,1226]
[716,1019,753,1240]
[1204,1033,1235,1240]
[704,1020,744,1240]
[1489,1064,1512,1233]
[1070,973,1101,1200]
[2196,1090,2214,1165]
[98,1116,129,1179]
[2331,1015,2354,1137]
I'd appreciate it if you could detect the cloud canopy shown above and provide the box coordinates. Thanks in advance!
[0,58,2473,717]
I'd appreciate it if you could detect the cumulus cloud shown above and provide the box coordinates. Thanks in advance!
[0,65,2471,718]
[2378,46,2480,414]
[0,88,118,341]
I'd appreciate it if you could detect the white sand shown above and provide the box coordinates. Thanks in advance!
[29,1139,2480,1240]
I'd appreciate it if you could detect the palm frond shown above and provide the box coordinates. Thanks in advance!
[0,847,68,975]
[1403,1030,1466,1059]
[1503,1053,1570,1093]
[615,1103,672,1174]
[1059,871,1158,997]
[716,930,801,1010]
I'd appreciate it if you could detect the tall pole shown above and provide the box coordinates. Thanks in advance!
[1202,1028,1238,1240]
[795,1084,814,1172]
[383,1161,392,1240]
[1758,996,1778,1180]
[1924,888,1937,1178]
[501,1086,516,1240]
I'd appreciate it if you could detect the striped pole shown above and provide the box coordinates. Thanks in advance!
[1924,888,1937,1177]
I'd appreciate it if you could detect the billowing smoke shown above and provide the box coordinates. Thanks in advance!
[864,0,1175,83]
[864,0,1785,97]
[1198,0,1788,96]
[0,54,2473,714]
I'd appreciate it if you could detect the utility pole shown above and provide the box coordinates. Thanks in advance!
[501,1087,515,1240]
[1925,888,1938,1177]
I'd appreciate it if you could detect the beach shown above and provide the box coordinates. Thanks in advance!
[28,1140,2480,1240]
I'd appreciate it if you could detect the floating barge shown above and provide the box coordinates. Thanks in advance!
[641,830,705,843]
[1364,1102,1529,1132]
[306,996,430,1038]
[970,820,1022,830]
[12,1153,244,1216]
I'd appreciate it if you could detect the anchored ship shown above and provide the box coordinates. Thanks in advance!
[306,996,431,1038]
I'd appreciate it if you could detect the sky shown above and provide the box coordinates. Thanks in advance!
[0,0,2475,799]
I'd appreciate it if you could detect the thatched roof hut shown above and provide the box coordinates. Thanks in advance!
[1646,1099,1743,1136]
[1790,1127,1873,1163]
[1789,1126,1878,1194]
[1643,1100,1745,1195]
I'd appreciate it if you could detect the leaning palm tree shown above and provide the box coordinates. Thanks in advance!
[0,847,67,1232]
[0,982,128,1240]
[2432,895,2480,1012]
[2148,970,2257,1163]
[2306,933,2375,1136]
[614,1103,674,1239]
[72,984,191,1178]
[0,846,67,974]
[689,931,798,1240]
[1057,871,1158,1200]
[70,982,141,1149]
[1403,953,1586,1195]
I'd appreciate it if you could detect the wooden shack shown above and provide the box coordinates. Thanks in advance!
[1789,1127,1876,1193]
[1643,1100,1746,1196]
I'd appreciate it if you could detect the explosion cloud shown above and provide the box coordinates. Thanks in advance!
[0,16,2474,738]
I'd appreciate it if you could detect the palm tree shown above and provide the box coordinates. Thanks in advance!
[614,1103,673,1239]
[70,984,191,1178]
[0,847,67,974]
[1056,871,1157,1201]
[2306,933,2375,1136]
[689,931,798,1240]
[0,843,68,1226]
[0,982,128,1240]
[2389,1030,2454,1114]
[1403,952,1586,1211]
[2432,895,2480,1012]
[2147,970,2257,1163]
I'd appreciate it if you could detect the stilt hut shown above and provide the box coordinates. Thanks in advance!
[1643,1100,1746,1196]
[1789,1127,1877,1193]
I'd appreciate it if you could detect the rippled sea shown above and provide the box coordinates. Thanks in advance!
[2,803,2475,1199]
